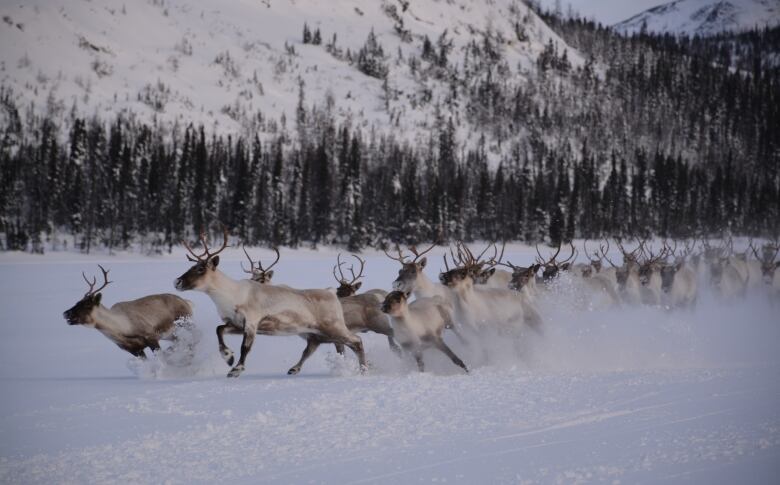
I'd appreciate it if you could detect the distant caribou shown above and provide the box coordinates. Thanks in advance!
[241,245,280,284]
[64,265,194,359]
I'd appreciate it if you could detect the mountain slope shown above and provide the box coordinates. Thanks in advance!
[614,0,780,36]
[0,0,579,148]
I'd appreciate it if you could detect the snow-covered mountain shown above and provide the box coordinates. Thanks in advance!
[0,0,578,146]
[614,0,780,36]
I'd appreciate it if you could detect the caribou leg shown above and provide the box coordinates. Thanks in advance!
[289,335,324,375]
[341,334,367,372]
[333,343,346,355]
[228,318,256,378]
[386,336,402,355]
[371,320,402,356]
[434,339,469,373]
[216,320,240,366]
[414,350,425,372]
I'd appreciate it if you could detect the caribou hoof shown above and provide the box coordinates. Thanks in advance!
[287,366,301,375]
[227,365,244,378]
[221,349,235,366]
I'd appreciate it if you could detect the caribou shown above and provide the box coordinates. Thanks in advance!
[708,254,748,298]
[636,242,670,306]
[464,243,513,289]
[749,240,780,289]
[384,243,450,300]
[331,253,400,355]
[601,239,643,305]
[659,261,698,308]
[240,245,280,284]
[536,241,576,285]
[174,228,366,377]
[568,241,620,307]
[380,290,469,373]
[64,265,195,359]
[439,245,537,333]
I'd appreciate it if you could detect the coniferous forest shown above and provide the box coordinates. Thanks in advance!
[1,12,778,253]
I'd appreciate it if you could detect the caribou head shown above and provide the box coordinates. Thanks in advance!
[467,242,503,284]
[504,262,541,291]
[600,243,633,288]
[241,245,280,284]
[583,240,605,274]
[659,262,684,293]
[333,253,366,297]
[750,240,780,285]
[384,243,436,293]
[64,265,113,326]
[174,227,229,291]
[638,242,669,286]
[438,242,490,289]
[536,241,576,283]
[380,290,410,317]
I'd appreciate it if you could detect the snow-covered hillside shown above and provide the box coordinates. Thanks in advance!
[1,245,779,482]
[0,0,578,145]
[614,0,780,36]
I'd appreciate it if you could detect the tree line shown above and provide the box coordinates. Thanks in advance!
[0,14,778,253]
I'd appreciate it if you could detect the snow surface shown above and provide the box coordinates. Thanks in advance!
[614,0,780,36]
[1,244,779,483]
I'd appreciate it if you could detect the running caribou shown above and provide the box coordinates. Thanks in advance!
[380,290,469,373]
[174,228,366,377]
[439,244,539,332]
[64,265,195,359]
[331,253,401,355]
[384,243,450,300]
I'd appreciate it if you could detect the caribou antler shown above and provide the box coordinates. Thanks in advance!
[408,243,436,263]
[536,241,562,266]
[584,240,601,263]
[643,243,669,265]
[257,247,280,273]
[560,241,577,265]
[600,243,619,268]
[616,237,643,261]
[383,244,409,263]
[663,239,678,258]
[241,245,259,275]
[333,253,366,285]
[485,241,506,268]
[241,245,280,278]
[82,264,112,296]
[599,239,610,261]
[183,225,229,262]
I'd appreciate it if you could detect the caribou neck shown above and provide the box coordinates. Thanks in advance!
[203,270,243,296]
[413,272,439,299]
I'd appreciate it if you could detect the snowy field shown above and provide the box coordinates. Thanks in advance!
[1,244,779,484]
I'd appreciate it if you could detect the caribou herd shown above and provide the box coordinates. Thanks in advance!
[64,229,780,377]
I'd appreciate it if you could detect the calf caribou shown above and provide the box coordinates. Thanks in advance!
[381,291,468,373]
[64,265,195,359]
[174,228,366,377]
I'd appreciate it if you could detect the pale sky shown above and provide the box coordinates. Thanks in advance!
[535,0,667,25]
